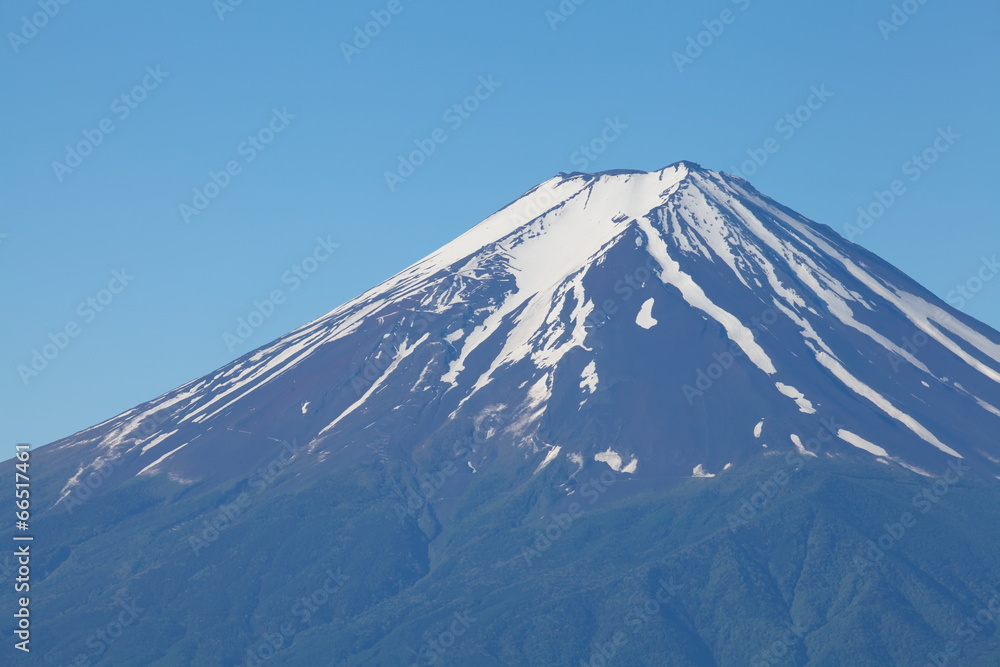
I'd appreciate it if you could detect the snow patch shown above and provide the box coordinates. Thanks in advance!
[837,430,889,458]
[790,434,817,458]
[636,298,658,329]
[594,448,638,473]
[580,360,599,394]
[692,464,715,478]
[140,430,177,454]
[974,397,1000,418]
[811,349,962,458]
[137,442,190,476]
[775,383,816,414]
[638,215,777,375]
[316,334,429,443]
[535,445,562,473]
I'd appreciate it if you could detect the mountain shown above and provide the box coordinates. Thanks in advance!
[5,161,1000,666]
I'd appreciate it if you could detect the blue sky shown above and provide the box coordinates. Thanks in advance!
[2,0,998,448]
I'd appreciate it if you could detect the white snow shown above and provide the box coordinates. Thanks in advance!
[506,373,553,435]
[137,442,190,476]
[580,360,599,394]
[790,434,817,458]
[811,349,962,458]
[526,373,553,406]
[750,196,1000,383]
[690,174,946,379]
[53,464,88,506]
[595,449,623,470]
[594,448,638,474]
[637,215,777,376]
[535,445,562,473]
[316,334,429,441]
[837,430,889,458]
[775,382,816,414]
[140,430,177,454]
[636,298,658,329]
[771,299,838,359]
[974,397,1000,418]
[441,167,699,418]
[179,325,332,424]
[53,161,999,499]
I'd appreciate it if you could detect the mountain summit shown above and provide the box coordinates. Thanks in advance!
[45,161,999,504]
[10,162,1000,666]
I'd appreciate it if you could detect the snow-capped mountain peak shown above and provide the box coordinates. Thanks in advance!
[47,162,1000,511]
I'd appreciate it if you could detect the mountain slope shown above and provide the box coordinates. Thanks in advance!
[4,161,1000,666]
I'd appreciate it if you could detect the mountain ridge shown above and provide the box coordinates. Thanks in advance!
[6,161,1000,665]
[37,161,1000,523]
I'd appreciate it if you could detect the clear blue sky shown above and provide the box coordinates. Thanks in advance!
[2,0,998,448]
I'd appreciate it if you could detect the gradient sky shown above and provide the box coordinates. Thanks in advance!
[2,0,998,448]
